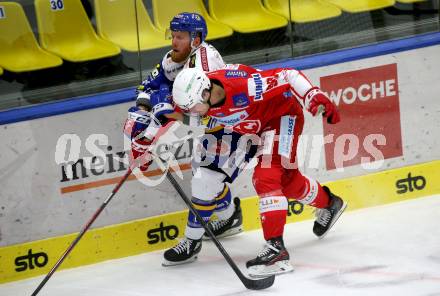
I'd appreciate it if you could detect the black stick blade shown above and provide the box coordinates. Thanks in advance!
[243,274,275,290]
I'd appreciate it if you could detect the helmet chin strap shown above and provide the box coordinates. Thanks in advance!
[190,34,203,53]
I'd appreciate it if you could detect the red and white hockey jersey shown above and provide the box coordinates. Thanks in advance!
[204,64,316,135]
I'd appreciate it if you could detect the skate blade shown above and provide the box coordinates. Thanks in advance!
[248,260,294,278]
[162,255,198,267]
[318,201,348,239]
[202,227,243,241]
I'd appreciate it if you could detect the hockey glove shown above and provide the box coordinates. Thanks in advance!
[136,85,174,121]
[149,84,174,121]
[305,88,340,124]
[136,91,152,110]
[123,106,156,171]
[135,78,154,109]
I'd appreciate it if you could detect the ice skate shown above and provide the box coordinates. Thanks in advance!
[313,186,347,238]
[203,197,243,240]
[246,236,294,278]
[162,237,202,266]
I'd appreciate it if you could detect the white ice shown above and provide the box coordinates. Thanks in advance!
[1,194,440,296]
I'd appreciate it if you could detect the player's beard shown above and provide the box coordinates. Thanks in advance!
[171,46,192,63]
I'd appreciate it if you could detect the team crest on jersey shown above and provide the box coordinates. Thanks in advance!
[234,120,261,134]
[224,70,248,78]
[189,54,196,68]
[232,93,250,107]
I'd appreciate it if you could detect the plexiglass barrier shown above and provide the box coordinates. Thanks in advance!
[0,0,438,110]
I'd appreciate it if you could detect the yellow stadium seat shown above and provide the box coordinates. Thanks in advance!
[34,0,121,62]
[264,0,342,23]
[209,0,288,34]
[396,0,426,3]
[322,0,395,12]
[151,0,233,40]
[0,2,62,72]
[0,67,3,75]
[94,0,170,51]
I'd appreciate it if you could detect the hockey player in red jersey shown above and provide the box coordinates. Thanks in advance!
[168,64,347,277]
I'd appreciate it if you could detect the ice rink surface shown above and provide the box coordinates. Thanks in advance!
[2,195,439,296]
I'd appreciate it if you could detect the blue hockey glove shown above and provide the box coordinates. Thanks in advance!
[123,106,157,171]
[149,84,174,120]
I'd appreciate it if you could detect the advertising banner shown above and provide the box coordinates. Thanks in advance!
[320,63,403,170]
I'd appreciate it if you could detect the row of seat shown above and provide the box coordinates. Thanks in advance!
[0,0,428,74]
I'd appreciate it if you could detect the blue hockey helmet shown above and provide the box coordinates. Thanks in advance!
[168,12,208,43]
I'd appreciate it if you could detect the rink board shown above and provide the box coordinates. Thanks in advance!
[1,160,439,284]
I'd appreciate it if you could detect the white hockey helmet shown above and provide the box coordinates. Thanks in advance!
[172,68,211,111]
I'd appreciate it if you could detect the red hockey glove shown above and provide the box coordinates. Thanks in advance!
[305,88,340,124]
[130,137,153,172]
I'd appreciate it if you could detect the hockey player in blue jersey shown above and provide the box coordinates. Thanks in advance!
[126,13,244,248]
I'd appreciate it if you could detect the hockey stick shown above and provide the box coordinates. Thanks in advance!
[31,166,133,296]
[165,170,275,290]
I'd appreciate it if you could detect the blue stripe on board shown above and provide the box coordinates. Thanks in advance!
[0,88,134,125]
